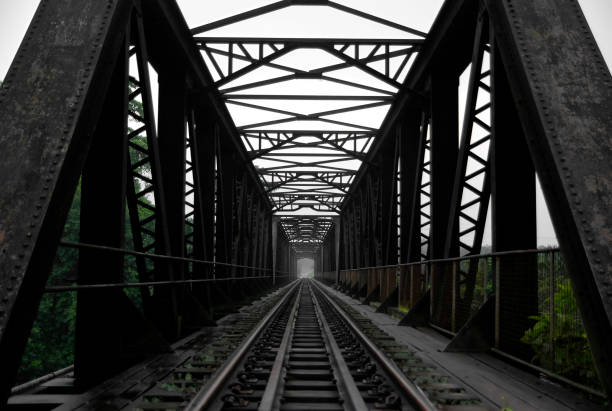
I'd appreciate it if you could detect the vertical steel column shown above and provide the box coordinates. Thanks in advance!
[490,33,537,359]
[271,217,278,285]
[429,68,459,326]
[190,106,216,315]
[192,107,216,265]
[153,67,188,340]
[0,0,133,402]
[76,36,131,386]
[399,110,423,263]
[379,132,399,266]
[430,69,459,259]
[158,69,187,267]
[334,217,341,284]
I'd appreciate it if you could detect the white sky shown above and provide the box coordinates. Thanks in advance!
[0,0,610,248]
[3,0,609,77]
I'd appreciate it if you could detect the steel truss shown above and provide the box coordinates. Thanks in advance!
[0,0,295,404]
[193,0,427,244]
[331,0,612,399]
[0,0,611,406]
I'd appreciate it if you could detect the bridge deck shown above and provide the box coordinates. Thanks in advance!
[319,283,605,411]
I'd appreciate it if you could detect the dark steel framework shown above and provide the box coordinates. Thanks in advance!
[0,0,611,406]
[319,0,612,400]
[192,0,426,250]
[0,0,297,404]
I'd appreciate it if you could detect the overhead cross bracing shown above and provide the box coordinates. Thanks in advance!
[191,0,427,248]
[1,0,612,407]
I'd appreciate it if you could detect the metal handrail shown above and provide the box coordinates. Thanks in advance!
[60,240,289,273]
[44,275,295,293]
[337,247,561,272]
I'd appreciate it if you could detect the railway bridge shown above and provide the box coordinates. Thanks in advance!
[0,0,611,409]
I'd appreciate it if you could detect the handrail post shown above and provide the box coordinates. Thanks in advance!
[429,261,434,321]
[494,256,500,348]
[549,250,555,371]
[451,261,457,333]
[409,265,415,309]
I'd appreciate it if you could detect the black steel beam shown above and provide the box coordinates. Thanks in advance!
[490,31,538,364]
[196,37,422,45]
[342,0,479,209]
[486,0,612,396]
[0,0,133,402]
[399,111,423,263]
[429,68,458,259]
[145,0,274,212]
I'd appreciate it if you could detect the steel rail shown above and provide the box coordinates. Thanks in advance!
[312,281,436,411]
[185,280,301,410]
[311,283,368,411]
[257,282,302,410]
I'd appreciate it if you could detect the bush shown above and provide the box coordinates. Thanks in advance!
[521,282,601,390]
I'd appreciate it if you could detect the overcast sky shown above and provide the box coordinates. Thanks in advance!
[1,0,610,78]
[0,0,610,248]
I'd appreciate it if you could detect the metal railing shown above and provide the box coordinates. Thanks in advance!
[15,241,295,386]
[316,248,603,394]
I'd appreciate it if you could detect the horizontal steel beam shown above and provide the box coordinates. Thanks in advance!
[196,37,423,45]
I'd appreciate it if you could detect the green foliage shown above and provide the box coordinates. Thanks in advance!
[16,186,81,383]
[521,282,601,390]
[17,99,152,382]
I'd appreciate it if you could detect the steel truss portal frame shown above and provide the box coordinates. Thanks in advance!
[0,0,611,406]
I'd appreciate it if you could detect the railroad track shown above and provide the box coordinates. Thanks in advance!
[186,279,439,410]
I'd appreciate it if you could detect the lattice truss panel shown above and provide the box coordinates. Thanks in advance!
[126,22,167,282]
[410,19,492,261]
[451,18,492,257]
[281,216,334,246]
[191,1,425,246]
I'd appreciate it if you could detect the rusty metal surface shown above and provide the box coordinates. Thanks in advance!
[0,0,131,402]
[485,0,612,396]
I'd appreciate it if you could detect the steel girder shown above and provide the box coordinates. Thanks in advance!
[0,0,291,403]
[336,0,612,398]
[0,0,611,403]
[0,0,135,401]
[486,0,612,396]
[193,1,428,248]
